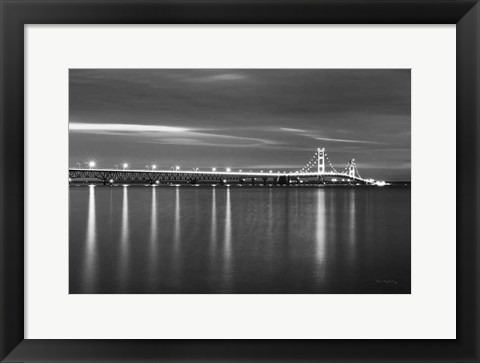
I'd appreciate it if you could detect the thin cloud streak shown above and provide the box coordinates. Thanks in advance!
[71,122,276,148]
[280,127,307,133]
[315,137,384,144]
[70,123,189,133]
[143,139,273,148]
[189,73,247,82]
[280,127,384,145]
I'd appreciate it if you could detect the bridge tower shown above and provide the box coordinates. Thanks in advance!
[348,159,356,178]
[317,147,325,174]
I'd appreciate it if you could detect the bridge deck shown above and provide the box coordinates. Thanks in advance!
[69,168,370,183]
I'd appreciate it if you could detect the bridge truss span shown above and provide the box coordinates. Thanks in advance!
[69,148,379,185]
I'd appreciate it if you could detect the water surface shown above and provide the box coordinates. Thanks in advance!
[69,185,410,294]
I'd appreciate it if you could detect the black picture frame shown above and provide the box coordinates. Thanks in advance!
[1,1,478,362]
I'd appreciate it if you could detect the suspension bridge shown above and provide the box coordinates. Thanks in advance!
[69,148,383,186]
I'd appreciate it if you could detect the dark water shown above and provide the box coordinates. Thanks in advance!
[69,185,410,294]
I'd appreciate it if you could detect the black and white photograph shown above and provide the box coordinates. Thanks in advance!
[69,69,411,294]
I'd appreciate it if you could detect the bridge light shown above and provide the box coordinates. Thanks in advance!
[176,166,180,171]
[109,179,114,184]
[152,165,157,170]
[68,178,72,182]
[88,161,95,169]
[226,168,231,172]
[239,169,242,173]
[269,170,272,173]
[123,163,128,170]
[212,167,216,172]
[261,170,263,173]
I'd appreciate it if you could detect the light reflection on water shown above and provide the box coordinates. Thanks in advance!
[314,189,326,286]
[210,187,217,258]
[222,187,232,291]
[118,186,129,290]
[148,187,159,288]
[172,186,181,287]
[83,185,97,292]
[173,186,181,247]
[70,185,411,294]
[348,190,357,267]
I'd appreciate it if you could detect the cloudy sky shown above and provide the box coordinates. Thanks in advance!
[69,69,410,180]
